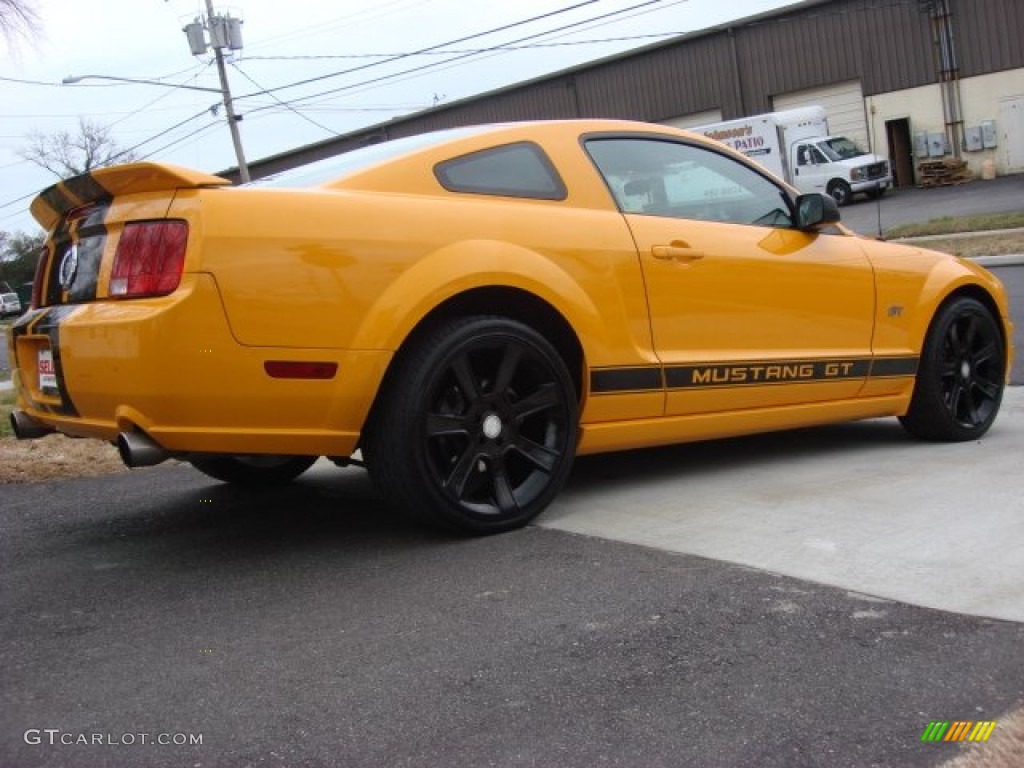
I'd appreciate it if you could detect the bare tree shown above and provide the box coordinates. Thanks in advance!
[1,229,45,287]
[0,0,39,45]
[19,118,139,179]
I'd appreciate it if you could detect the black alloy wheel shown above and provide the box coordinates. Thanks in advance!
[900,296,1005,441]
[365,316,578,534]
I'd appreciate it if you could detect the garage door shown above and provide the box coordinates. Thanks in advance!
[661,109,723,130]
[773,81,871,152]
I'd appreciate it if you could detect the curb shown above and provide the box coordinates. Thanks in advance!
[969,254,1024,267]
[893,227,1024,243]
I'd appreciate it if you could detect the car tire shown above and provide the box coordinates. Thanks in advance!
[364,315,578,535]
[189,455,317,485]
[899,296,1005,442]
[827,180,853,206]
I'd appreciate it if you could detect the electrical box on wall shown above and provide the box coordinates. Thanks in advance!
[914,131,930,158]
[981,120,998,149]
[965,126,984,151]
[928,132,947,157]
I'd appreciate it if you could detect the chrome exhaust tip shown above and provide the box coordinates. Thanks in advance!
[116,431,169,468]
[10,410,55,440]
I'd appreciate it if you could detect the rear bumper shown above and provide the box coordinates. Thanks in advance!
[7,273,391,457]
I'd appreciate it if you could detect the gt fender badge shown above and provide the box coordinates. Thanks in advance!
[58,244,79,291]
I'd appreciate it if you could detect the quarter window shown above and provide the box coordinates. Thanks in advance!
[434,142,567,200]
[586,137,794,228]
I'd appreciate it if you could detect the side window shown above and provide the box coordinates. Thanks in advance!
[810,146,829,164]
[797,145,811,166]
[434,142,567,200]
[585,137,794,228]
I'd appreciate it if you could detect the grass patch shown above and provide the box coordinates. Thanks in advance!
[907,232,1024,259]
[885,212,1024,239]
[0,390,16,438]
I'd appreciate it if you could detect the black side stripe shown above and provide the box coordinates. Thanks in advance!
[590,356,919,395]
[869,357,919,378]
[590,366,662,393]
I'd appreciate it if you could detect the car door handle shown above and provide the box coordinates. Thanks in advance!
[651,243,705,261]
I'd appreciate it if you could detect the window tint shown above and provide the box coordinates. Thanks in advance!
[586,137,793,228]
[434,142,567,200]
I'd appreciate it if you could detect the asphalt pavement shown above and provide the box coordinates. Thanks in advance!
[2,391,1023,767]
[838,174,1024,237]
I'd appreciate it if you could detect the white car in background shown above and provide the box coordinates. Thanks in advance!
[1,292,22,318]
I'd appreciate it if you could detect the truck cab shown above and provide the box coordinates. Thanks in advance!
[790,135,891,205]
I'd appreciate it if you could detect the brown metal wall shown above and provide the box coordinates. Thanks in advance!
[733,0,937,114]
[571,34,738,121]
[952,0,1024,77]
[239,0,1022,180]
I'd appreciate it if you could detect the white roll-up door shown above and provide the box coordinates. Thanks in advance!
[773,81,871,151]
[661,109,724,131]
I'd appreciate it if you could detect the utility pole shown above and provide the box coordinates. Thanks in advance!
[184,3,250,182]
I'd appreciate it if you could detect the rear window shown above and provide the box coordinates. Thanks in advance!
[434,142,567,200]
[249,126,491,189]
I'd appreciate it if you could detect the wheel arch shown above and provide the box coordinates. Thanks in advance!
[382,286,585,400]
[926,283,1010,362]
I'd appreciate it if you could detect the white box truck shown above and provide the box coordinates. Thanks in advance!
[692,106,891,205]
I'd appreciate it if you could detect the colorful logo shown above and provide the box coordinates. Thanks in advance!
[921,721,997,742]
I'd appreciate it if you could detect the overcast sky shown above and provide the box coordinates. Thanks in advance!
[1,0,798,232]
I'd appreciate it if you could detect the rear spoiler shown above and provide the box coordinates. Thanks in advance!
[30,162,231,231]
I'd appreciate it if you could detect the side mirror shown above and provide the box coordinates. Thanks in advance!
[795,193,840,231]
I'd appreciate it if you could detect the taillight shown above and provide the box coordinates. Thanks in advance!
[109,220,188,299]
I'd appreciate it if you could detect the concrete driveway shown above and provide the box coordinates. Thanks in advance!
[542,387,1024,623]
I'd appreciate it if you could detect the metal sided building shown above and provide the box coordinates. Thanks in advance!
[237,0,1024,187]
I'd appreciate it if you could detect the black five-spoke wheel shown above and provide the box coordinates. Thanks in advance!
[901,296,1005,441]
[365,316,578,534]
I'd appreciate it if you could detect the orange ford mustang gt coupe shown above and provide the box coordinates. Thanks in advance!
[7,120,1014,533]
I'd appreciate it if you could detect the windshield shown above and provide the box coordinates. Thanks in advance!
[248,126,492,189]
[819,137,866,161]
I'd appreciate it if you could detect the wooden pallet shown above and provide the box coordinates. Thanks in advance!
[917,159,973,187]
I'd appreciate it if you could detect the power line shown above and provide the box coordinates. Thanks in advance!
[245,0,667,116]
[1,0,676,212]
[240,31,683,61]
[229,63,340,137]
[135,120,224,162]
[242,0,437,53]
[108,106,214,164]
[231,0,602,102]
